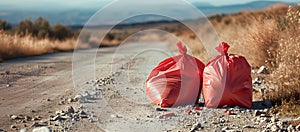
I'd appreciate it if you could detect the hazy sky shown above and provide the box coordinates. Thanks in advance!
[1,0,299,9]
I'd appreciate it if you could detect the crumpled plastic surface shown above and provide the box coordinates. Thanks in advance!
[146,42,205,107]
[203,42,253,108]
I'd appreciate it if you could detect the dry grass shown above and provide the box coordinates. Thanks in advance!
[0,32,76,61]
[206,5,300,116]
[175,4,299,116]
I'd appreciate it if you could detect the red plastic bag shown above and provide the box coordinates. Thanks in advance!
[203,42,252,108]
[146,42,205,107]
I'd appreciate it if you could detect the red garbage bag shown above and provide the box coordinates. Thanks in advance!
[146,42,205,107]
[203,42,253,108]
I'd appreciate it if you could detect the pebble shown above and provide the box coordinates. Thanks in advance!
[253,110,263,116]
[243,125,254,128]
[271,116,278,123]
[155,108,167,111]
[219,118,226,123]
[222,126,229,131]
[10,125,16,129]
[32,127,51,132]
[66,106,75,114]
[296,124,300,131]
[67,98,73,103]
[5,70,10,75]
[50,115,66,121]
[257,66,267,74]
[10,115,18,120]
[20,128,27,132]
[267,123,275,128]
[271,125,279,131]
[287,125,294,132]
[190,122,202,131]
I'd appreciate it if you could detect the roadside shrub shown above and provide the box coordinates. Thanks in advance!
[15,17,74,41]
[0,19,11,31]
[51,22,73,41]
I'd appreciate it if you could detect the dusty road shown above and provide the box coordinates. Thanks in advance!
[0,42,299,132]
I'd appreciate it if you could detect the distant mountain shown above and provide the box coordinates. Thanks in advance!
[191,2,213,7]
[0,1,297,26]
[193,1,296,16]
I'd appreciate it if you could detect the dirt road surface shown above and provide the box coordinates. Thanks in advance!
[0,42,299,132]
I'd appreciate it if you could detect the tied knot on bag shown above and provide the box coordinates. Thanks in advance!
[177,41,187,55]
[216,42,230,55]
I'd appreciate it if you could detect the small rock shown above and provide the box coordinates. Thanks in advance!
[10,115,18,120]
[287,125,294,132]
[20,128,27,132]
[79,114,88,118]
[260,114,266,117]
[67,98,73,103]
[46,98,51,101]
[58,100,64,105]
[190,122,201,131]
[31,117,39,121]
[31,122,44,127]
[66,106,75,114]
[271,116,278,122]
[260,117,270,123]
[5,70,10,75]
[295,124,300,131]
[32,127,51,132]
[78,110,87,115]
[55,110,63,115]
[222,126,229,131]
[243,125,254,128]
[267,123,275,128]
[257,66,267,74]
[6,84,11,87]
[110,114,117,118]
[155,108,167,111]
[50,115,66,121]
[24,116,31,121]
[271,125,279,132]
[220,118,226,123]
[276,121,284,128]
[254,110,263,116]
[10,125,16,129]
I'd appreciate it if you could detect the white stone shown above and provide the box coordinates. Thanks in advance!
[257,66,267,74]
[10,115,18,120]
[287,125,294,132]
[32,127,51,132]
[20,128,27,132]
[271,125,279,132]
